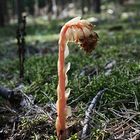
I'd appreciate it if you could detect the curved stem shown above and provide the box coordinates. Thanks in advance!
[56,26,68,139]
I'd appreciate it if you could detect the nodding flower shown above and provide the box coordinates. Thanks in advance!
[56,17,98,140]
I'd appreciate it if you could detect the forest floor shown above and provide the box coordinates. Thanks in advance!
[0,3,140,140]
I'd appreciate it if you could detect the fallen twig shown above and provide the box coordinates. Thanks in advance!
[0,86,23,108]
[0,86,14,100]
[81,88,107,139]
[105,103,140,140]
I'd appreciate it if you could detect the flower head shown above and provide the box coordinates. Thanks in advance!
[63,17,99,53]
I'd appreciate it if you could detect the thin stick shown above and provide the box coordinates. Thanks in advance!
[16,15,26,80]
[81,88,107,139]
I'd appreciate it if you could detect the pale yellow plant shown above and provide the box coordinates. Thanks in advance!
[56,17,98,140]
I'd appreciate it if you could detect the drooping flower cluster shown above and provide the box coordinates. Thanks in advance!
[64,17,98,53]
